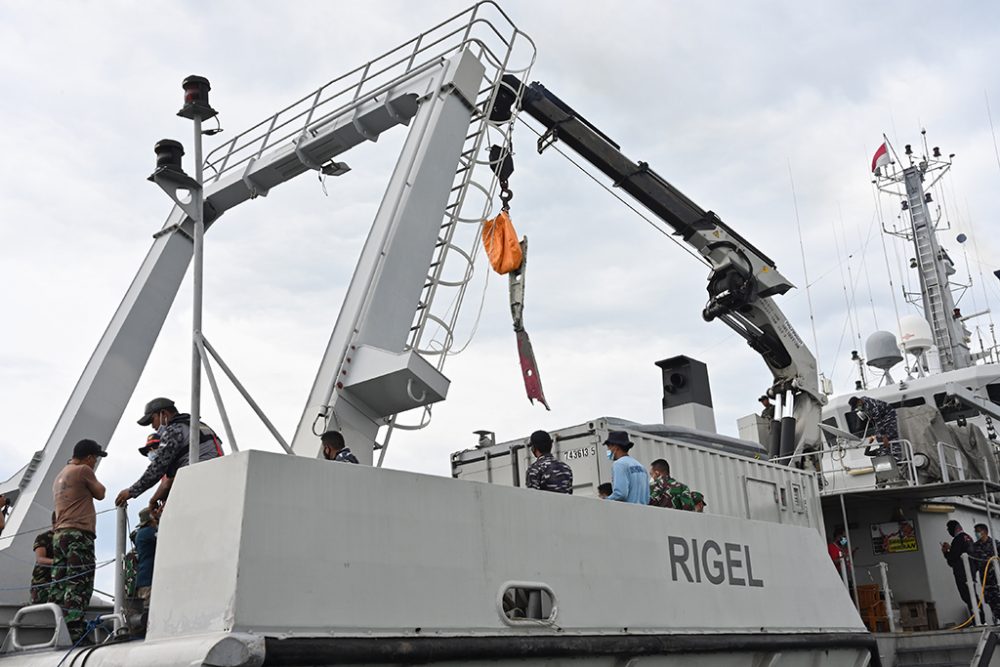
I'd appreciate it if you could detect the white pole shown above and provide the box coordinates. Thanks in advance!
[190,114,204,469]
[963,552,983,627]
[878,562,896,632]
[113,505,127,631]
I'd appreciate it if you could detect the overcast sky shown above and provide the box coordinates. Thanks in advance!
[3,1,1000,589]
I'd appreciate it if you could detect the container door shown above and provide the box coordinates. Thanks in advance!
[745,477,781,523]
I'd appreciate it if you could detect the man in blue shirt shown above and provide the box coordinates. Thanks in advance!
[603,431,649,504]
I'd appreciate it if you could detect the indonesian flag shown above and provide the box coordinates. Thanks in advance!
[871,142,890,172]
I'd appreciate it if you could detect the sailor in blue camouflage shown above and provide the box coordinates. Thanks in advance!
[525,430,573,494]
[321,430,360,464]
[971,523,1000,620]
[849,396,901,461]
[115,398,223,508]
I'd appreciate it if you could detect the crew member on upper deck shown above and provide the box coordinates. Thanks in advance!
[603,431,649,505]
[942,519,982,622]
[971,523,1000,622]
[648,459,694,510]
[52,439,107,642]
[115,397,223,509]
[849,396,901,462]
[321,430,359,463]
[524,430,573,494]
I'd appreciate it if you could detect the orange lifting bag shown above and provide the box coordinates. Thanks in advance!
[482,210,523,275]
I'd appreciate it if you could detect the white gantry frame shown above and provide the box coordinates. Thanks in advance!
[0,2,536,604]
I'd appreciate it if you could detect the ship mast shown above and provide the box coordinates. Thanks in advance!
[875,136,972,371]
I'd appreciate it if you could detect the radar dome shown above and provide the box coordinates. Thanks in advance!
[865,331,903,371]
[898,315,934,354]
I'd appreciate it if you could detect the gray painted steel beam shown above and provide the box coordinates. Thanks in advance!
[291,50,485,462]
[0,49,480,605]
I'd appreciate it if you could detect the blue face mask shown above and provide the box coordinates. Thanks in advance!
[839,536,848,546]
[147,450,159,463]
[606,450,614,461]
[977,532,985,541]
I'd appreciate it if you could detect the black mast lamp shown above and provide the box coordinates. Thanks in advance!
[178,75,218,121]
[147,139,199,190]
[147,75,221,471]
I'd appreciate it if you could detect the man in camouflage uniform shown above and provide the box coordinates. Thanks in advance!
[648,459,695,510]
[849,396,901,462]
[30,513,55,603]
[51,439,107,641]
[691,491,707,513]
[115,397,223,509]
[525,430,573,494]
[971,523,1000,622]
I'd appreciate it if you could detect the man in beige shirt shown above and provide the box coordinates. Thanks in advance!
[51,439,106,642]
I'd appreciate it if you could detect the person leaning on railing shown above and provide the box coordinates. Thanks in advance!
[849,396,901,462]
[114,397,223,511]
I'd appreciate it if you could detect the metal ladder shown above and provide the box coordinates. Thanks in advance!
[382,50,534,446]
[907,180,956,369]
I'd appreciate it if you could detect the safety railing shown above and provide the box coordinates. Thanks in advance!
[847,562,897,633]
[939,440,967,482]
[772,439,919,491]
[203,1,535,183]
[371,8,537,456]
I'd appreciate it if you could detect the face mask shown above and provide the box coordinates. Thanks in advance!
[147,450,159,463]
[977,532,985,541]
[839,537,848,546]
[606,450,614,461]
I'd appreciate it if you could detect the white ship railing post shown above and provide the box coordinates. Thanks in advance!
[963,552,983,626]
[877,562,896,632]
[113,504,127,632]
[189,110,205,469]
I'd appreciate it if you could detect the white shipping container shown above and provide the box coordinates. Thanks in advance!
[451,417,823,532]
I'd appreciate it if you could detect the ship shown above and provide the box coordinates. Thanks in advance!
[1,2,997,666]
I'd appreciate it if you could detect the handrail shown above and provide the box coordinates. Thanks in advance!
[938,440,966,482]
[203,1,536,184]
[773,439,919,486]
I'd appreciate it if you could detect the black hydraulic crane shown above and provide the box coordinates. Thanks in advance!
[491,75,825,460]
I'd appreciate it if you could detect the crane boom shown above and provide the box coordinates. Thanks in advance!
[501,76,825,458]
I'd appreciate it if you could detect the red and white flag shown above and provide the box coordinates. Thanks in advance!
[871,142,890,172]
